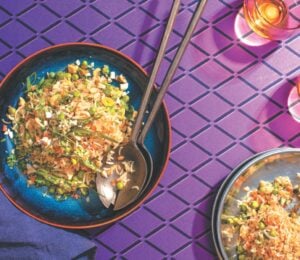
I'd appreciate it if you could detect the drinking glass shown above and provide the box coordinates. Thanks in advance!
[244,0,300,40]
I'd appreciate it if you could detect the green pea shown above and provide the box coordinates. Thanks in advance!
[238,254,245,260]
[48,72,56,78]
[57,113,65,120]
[48,186,55,194]
[35,179,46,186]
[71,158,78,165]
[251,201,259,209]
[237,245,244,254]
[116,181,124,190]
[73,90,81,97]
[259,221,265,230]
[122,95,130,103]
[80,187,88,196]
[64,146,71,154]
[77,171,84,179]
[239,203,248,212]
[226,217,234,224]
[72,74,79,81]
[81,60,88,69]
[89,106,97,115]
[57,187,64,195]
[56,71,65,80]
[8,106,16,115]
[270,229,277,237]
[65,72,72,80]
[102,65,109,75]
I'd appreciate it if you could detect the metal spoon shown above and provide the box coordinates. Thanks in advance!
[138,0,209,195]
[96,0,181,211]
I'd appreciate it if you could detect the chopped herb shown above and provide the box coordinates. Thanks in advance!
[7,153,17,168]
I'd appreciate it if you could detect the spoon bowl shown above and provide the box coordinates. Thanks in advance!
[138,144,153,195]
[113,142,148,210]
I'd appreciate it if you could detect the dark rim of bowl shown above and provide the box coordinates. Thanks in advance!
[211,147,300,259]
[0,42,172,229]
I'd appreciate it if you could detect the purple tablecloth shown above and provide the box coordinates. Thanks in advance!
[0,0,299,259]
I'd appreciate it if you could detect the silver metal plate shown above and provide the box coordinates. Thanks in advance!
[212,147,300,259]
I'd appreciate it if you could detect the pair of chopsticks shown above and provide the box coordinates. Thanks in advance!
[132,0,208,144]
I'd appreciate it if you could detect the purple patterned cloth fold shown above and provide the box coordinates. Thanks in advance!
[0,194,96,259]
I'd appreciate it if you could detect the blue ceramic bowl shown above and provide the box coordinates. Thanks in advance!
[0,43,171,229]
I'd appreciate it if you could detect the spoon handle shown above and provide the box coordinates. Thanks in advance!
[138,0,208,144]
[130,0,180,143]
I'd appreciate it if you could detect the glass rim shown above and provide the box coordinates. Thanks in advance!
[247,0,300,30]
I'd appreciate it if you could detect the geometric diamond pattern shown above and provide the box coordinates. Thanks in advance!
[0,41,10,58]
[0,0,33,14]
[172,209,210,238]
[0,0,299,259]
[172,142,210,170]
[44,23,84,44]
[122,208,163,237]
[148,226,189,254]
[0,9,10,26]
[193,126,234,154]
[191,28,232,56]
[124,242,165,259]
[146,192,188,220]
[170,76,208,103]
[194,160,230,187]
[217,110,258,138]
[216,44,257,73]
[159,160,187,187]
[172,109,208,137]
[68,7,108,34]
[117,8,157,36]
[287,35,300,56]
[217,78,257,105]
[265,47,300,76]
[95,224,139,252]
[217,143,255,169]
[240,63,282,90]
[92,23,133,49]
[19,5,58,32]
[191,93,233,121]
[171,176,211,204]
[191,60,233,88]
[42,0,84,17]
[0,21,34,47]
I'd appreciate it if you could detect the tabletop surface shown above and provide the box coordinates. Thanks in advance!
[0,0,299,259]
